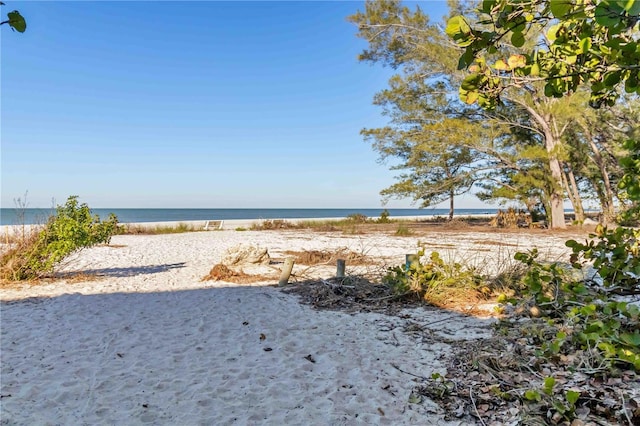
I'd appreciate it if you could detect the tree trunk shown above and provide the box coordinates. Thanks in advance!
[509,98,567,229]
[562,165,585,223]
[448,190,454,221]
[581,125,616,224]
[547,154,567,229]
[567,168,585,222]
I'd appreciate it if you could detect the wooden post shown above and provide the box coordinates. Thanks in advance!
[336,259,345,278]
[405,254,420,271]
[278,257,295,286]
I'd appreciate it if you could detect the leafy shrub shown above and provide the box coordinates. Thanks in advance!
[383,250,482,306]
[1,196,118,281]
[498,223,640,423]
[250,219,296,230]
[395,223,412,236]
[377,209,391,223]
[567,225,639,294]
[346,213,369,224]
[513,244,639,371]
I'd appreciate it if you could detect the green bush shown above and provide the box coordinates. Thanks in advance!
[1,196,118,281]
[383,250,482,306]
[514,242,640,371]
[395,223,412,236]
[567,225,640,294]
[377,209,391,223]
[499,225,640,423]
[346,213,369,224]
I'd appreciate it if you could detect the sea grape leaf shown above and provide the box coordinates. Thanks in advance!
[7,10,26,33]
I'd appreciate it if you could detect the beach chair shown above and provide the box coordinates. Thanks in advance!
[203,220,224,230]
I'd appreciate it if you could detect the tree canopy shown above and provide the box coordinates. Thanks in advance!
[446,0,640,109]
[448,0,640,214]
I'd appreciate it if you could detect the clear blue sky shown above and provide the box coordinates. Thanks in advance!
[2,0,485,209]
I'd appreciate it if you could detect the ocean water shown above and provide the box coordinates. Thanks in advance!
[0,208,499,226]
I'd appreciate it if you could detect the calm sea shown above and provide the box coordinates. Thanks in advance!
[0,208,499,226]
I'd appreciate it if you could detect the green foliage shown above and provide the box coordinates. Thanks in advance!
[1,196,118,281]
[350,1,493,214]
[567,225,640,293]
[504,228,640,422]
[383,250,482,306]
[513,232,640,372]
[448,0,640,108]
[618,139,640,221]
[346,213,369,224]
[0,3,26,33]
[522,379,582,422]
[395,223,411,236]
[377,209,391,223]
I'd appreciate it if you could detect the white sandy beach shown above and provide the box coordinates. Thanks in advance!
[1,226,582,425]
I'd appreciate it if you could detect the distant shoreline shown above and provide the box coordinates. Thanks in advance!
[0,213,496,234]
[0,208,499,226]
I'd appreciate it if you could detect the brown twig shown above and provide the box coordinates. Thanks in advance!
[469,385,487,426]
[390,363,428,380]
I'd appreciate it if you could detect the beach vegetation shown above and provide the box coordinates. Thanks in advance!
[383,250,484,307]
[121,222,201,235]
[394,223,411,236]
[250,219,298,230]
[345,213,369,224]
[377,209,391,223]
[1,196,118,281]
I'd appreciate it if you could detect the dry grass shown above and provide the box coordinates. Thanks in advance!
[0,229,43,282]
[120,223,202,235]
[283,249,372,266]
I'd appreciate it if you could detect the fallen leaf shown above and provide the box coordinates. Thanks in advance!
[260,333,266,341]
[304,354,316,363]
[263,347,272,352]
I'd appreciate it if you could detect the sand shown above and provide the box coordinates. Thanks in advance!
[1,226,581,425]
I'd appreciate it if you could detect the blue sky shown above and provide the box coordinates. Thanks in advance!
[2,1,486,209]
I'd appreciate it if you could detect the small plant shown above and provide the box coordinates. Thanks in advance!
[1,196,119,281]
[250,219,296,230]
[383,250,482,306]
[346,213,369,224]
[395,223,412,236]
[377,209,391,223]
[522,377,582,424]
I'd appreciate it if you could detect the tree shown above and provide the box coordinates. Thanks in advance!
[350,1,491,219]
[359,74,492,220]
[350,0,596,228]
[0,2,26,32]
